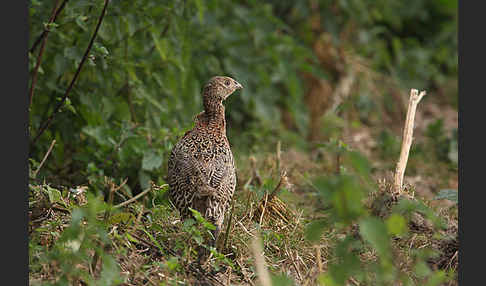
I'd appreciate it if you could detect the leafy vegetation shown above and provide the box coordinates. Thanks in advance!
[29,0,457,285]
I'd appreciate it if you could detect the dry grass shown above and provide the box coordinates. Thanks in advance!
[29,145,458,285]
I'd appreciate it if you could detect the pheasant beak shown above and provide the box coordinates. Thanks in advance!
[234,81,243,90]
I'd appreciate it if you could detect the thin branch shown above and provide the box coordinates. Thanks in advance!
[268,171,289,202]
[114,184,168,209]
[29,0,61,109]
[32,139,56,178]
[316,246,323,273]
[31,0,111,146]
[29,0,69,54]
[393,89,427,194]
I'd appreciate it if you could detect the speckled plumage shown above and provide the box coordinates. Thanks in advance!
[168,76,242,245]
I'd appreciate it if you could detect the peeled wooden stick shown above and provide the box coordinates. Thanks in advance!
[251,234,272,286]
[393,89,427,194]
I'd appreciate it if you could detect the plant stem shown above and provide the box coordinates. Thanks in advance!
[29,0,60,109]
[31,0,111,146]
[29,0,69,54]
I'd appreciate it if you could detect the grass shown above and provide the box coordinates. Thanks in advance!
[29,140,458,285]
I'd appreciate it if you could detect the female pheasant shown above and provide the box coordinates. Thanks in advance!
[168,76,242,247]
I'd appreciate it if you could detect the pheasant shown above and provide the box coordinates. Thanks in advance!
[168,76,242,247]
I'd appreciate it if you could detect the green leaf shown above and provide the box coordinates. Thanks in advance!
[125,233,139,243]
[183,218,196,228]
[108,212,134,225]
[413,260,431,278]
[45,185,62,204]
[189,208,216,230]
[433,189,458,203]
[193,0,205,23]
[385,213,407,236]
[424,270,448,286]
[165,257,180,271]
[359,217,391,260]
[271,273,295,286]
[347,151,371,178]
[305,219,327,242]
[142,150,163,171]
[140,228,165,254]
[97,254,122,286]
[151,31,168,61]
[139,170,151,190]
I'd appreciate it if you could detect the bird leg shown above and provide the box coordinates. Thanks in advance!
[210,224,221,248]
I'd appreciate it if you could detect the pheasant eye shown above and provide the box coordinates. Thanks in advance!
[224,80,230,86]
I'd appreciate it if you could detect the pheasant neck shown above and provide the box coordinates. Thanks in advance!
[200,101,226,134]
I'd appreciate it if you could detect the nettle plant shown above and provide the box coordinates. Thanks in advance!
[29,187,123,286]
[28,0,319,194]
[305,146,452,286]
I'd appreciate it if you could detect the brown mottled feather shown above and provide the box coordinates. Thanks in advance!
[167,76,242,243]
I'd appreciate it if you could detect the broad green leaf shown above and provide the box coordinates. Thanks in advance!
[413,260,431,278]
[305,219,327,242]
[347,151,371,178]
[108,212,134,225]
[434,189,458,203]
[359,217,391,260]
[165,257,180,271]
[151,31,168,61]
[142,150,163,171]
[45,185,62,204]
[424,270,448,286]
[189,208,216,230]
[271,273,295,286]
[139,170,151,190]
[385,213,407,236]
[97,254,122,286]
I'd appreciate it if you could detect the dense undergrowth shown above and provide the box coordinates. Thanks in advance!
[28,0,458,285]
[29,139,458,285]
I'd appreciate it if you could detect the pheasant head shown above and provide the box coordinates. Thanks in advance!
[202,76,243,114]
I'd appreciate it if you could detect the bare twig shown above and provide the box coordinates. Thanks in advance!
[287,247,303,282]
[237,221,254,237]
[31,0,111,145]
[268,171,289,202]
[114,184,167,209]
[29,0,61,109]
[349,277,360,286]
[251,234,272,286]
[316,246,322,273]
[29,0,69,54]
[259,192,268,226]
[32,139,56,178]
[393,89,427,194]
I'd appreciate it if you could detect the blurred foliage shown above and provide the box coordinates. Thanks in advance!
[29,0,457,194]
[29,185,123,285]
[306,148,452,285]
